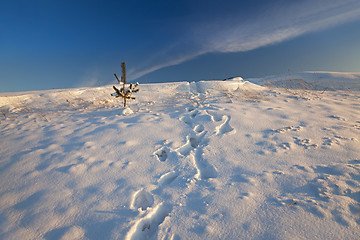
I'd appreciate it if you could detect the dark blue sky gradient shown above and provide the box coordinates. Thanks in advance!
[144,21,360,82]
[1,0,360,92]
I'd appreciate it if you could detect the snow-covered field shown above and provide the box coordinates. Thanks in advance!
[1,72,360,239]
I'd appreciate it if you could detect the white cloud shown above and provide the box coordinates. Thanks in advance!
[128,49,206,81]
[77,69,101,88]
[128,0,360,81]
[210,0,360,53]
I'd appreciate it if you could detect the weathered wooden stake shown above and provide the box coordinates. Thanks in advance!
[121,62,126,107]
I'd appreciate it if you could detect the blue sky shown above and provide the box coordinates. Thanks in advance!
[1,0,360,92]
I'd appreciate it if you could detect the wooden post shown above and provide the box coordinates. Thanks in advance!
[121,62,126,107]
[121,62,126,85]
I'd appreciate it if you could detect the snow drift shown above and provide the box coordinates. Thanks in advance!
[0,72,359,239]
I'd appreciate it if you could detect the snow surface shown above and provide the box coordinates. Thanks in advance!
[1,72,360,239]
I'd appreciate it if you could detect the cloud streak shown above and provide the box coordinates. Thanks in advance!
[128,0,360,81]
[209,0,360,53]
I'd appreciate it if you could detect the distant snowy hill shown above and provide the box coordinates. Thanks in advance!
[1,72,360,239]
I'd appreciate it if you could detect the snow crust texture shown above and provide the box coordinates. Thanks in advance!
[1,72,360,239]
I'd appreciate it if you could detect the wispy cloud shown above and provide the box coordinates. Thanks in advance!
[128,48,206,81]
[77,68,101,88]
[209,0,360,53]
[128,0,360,81]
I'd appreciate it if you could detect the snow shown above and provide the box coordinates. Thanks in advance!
[0,72,360,239]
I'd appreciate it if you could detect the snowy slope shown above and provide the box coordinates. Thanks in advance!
[0,72,360,239]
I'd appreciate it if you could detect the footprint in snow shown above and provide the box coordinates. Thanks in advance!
[194,124,204,133]
[329,115,346,121]
[215,115,236,136]
[274,126,302,133]
[276,161,360,226]
[158,171,178,187]
[175,132,207,156]
[192,149,217,180]
[353,124,360,130]
[290,164,312,173]
[125,202,172,240]
[179,115,192,125]
[206,110,223,122]
[58,226,86,240]
[293,137,318,149]
[154,147,169,162]
[188,109,199,118]
[131,189,154,211]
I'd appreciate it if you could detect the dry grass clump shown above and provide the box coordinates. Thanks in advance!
[264,78,328,100]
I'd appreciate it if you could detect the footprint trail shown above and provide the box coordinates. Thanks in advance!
[126,83,237,238]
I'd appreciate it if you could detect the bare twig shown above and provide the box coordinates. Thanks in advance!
[287,202,297,207]
[114,73,121,83]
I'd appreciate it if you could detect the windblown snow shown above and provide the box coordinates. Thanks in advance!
[1,72,360,239]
